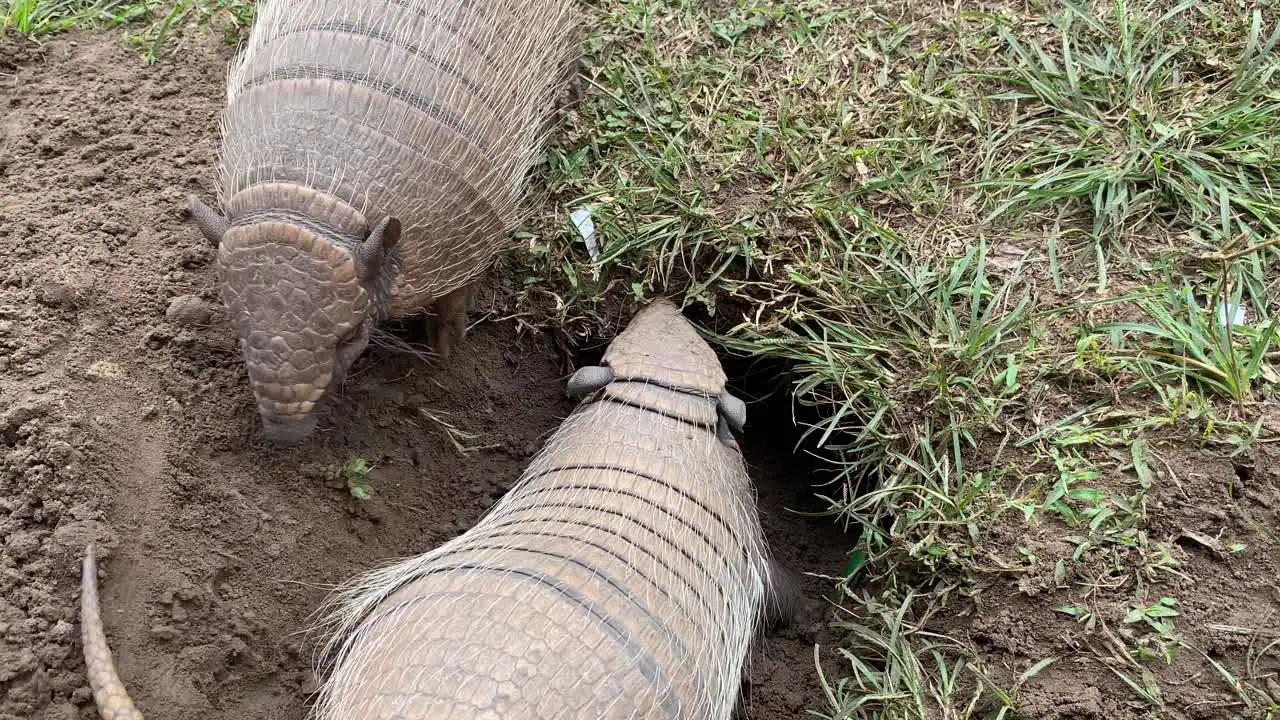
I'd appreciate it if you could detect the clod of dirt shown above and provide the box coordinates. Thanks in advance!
[2,396,54,431]
[35,283,78,310]
[165,295,212,327]
[0,33,41,72]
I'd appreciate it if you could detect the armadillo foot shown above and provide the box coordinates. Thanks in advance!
[762,558,807,630]
[555,54,585,115]
[187,193,228,247]
[424,285,471,360]
[566,365,613,398]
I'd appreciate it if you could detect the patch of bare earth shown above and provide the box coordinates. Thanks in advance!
[923,435,1280,720]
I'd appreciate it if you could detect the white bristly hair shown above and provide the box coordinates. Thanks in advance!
[305,350,776,719]
[213,0,581,316]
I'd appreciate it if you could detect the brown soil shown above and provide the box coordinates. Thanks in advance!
[0,29,848,720]
[934,439,1280,720]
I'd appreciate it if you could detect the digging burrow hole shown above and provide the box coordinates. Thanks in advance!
[0,29,852,720]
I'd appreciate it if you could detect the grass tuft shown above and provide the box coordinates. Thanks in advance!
[0,0,253,61]
[974,0,1280,249]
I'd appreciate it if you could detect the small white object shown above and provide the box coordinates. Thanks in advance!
[570,207,597,261]
[1216,302,1247,327]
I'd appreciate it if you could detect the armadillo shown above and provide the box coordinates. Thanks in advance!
[76,298,801,719]
[305,297,796,719]
[186,0,582,443]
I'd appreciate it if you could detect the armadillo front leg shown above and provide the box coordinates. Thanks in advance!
[423,283,473,360]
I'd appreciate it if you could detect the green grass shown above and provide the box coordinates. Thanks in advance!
[1,0,151,34]
[0,0,252,60]
[1096,269,1280,405]
[335,456,373,500]
[518,0,1280,716]
[9,0,1280,717]
[973,0,1280,249]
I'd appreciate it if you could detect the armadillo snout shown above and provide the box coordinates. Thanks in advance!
[261,413,319,445]
[241,343,334,443]
[245,356,335,444]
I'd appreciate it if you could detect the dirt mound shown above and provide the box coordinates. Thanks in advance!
[0,28,847,720]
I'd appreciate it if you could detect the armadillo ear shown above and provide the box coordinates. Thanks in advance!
[355,216,401,280]
[717,390,747,433]
[188,194,229,246]
[566,365,613,398]
[716,418,740,450]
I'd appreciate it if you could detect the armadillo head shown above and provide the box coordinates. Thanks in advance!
[567,298,750,446]
[212,209,401,445]
[601,298,728,394]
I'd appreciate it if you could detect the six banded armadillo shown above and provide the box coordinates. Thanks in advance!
[187,0,582,444]
[77,298,802,719]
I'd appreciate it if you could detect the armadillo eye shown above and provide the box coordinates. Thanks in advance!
[337,324,364,349]
[333,324,369,372]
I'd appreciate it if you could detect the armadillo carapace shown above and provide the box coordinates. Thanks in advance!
[302,298,787,719]
[187,0,581,444]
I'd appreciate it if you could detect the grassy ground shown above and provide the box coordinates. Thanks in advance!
[5,0,1280,717]
[0,0,251,59]
[522,1,1280,715]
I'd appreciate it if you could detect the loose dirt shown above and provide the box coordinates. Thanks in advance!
[0,28,848,720]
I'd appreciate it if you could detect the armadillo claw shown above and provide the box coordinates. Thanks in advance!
[566,365,613,398]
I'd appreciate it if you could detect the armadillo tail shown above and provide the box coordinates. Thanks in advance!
[80,544,145,720]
